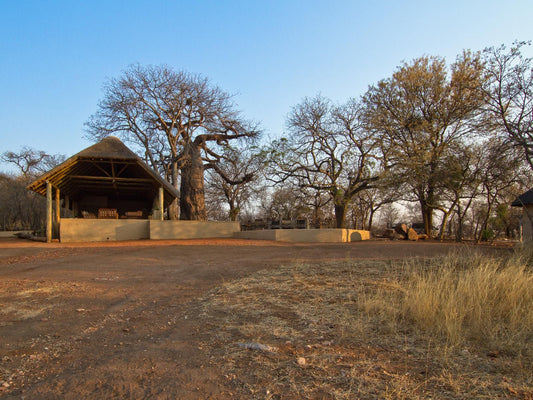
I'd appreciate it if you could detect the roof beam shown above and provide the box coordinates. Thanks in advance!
[69,176,154,183]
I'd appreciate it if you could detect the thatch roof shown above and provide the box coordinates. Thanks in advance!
[27,136,178,207]
[511,188,533,207]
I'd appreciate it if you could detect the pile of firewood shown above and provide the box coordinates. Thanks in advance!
[385,224,429,241]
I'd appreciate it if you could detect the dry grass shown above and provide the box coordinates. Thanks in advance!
[199,248,533,399]
[402,249,533,354]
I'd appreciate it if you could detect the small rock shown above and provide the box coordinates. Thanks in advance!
[238,342,278,353]
[297,357,306,366]
[1,382,10,388]
[75,308,86,313]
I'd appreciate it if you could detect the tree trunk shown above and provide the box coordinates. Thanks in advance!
[334,204,346,228]
[455,203,464,242]
[420,200,434,237]
[228,199,239,221]
[180,143,207,221]
[368,209,376,232]
[476,193,495,243]
[438,211,452,241]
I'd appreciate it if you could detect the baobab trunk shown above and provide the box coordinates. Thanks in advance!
[228,205,240,221]
[180,143,207,221]
[168,160,179,220]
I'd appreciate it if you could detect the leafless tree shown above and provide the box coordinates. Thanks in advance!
[204,144,265,221]
[475,138,530,242]
[267,96,381,228]
[0,173,47,231]
[0,150,65,231]
[85,64,260,220]
[267,187,311,221]
[1,146,50,178]
[377,203,401,230]
[483,41,533,169]
[348,184,396,231]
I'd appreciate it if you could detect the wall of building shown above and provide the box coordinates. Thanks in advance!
[522,205,533,243]
[60,219,150,242]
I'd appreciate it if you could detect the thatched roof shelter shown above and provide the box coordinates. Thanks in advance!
[27,137,178,221]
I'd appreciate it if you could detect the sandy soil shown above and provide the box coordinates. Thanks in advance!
[0,237,513,399]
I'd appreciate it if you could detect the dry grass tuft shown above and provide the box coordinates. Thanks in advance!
[402,249,533,354]
[199,248,533,399]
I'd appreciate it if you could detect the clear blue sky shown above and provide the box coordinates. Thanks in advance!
[1,0,532,172]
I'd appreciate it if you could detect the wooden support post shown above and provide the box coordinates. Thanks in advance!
[55,188,61,223]
[158,187,164,221]
[54,188,61,241]
[46,181,52,243]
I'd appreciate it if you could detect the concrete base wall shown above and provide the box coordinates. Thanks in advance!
[234,229,370,243]
[60,219,150,242]
[348,230,371,241]
[58,220,369,243]
[60,219,240,242]
[149,220,240,240]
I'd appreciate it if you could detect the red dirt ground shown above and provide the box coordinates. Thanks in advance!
[0,237,513,399]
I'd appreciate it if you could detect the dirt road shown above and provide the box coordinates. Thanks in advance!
[0,238,511,399]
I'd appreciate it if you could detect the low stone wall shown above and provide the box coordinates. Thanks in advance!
[60,219,240,242]
[58,220,370,243]
[149,220,239,240]
[60,219,150,242]
[234,229,370,243]
[349,230,371,241]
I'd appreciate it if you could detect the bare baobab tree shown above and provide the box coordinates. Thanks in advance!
[85,64,260,220]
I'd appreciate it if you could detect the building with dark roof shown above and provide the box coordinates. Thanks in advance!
[511,188,533,243]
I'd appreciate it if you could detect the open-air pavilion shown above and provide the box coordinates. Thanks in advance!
[28,136,177,214]
[28,137,238,242]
